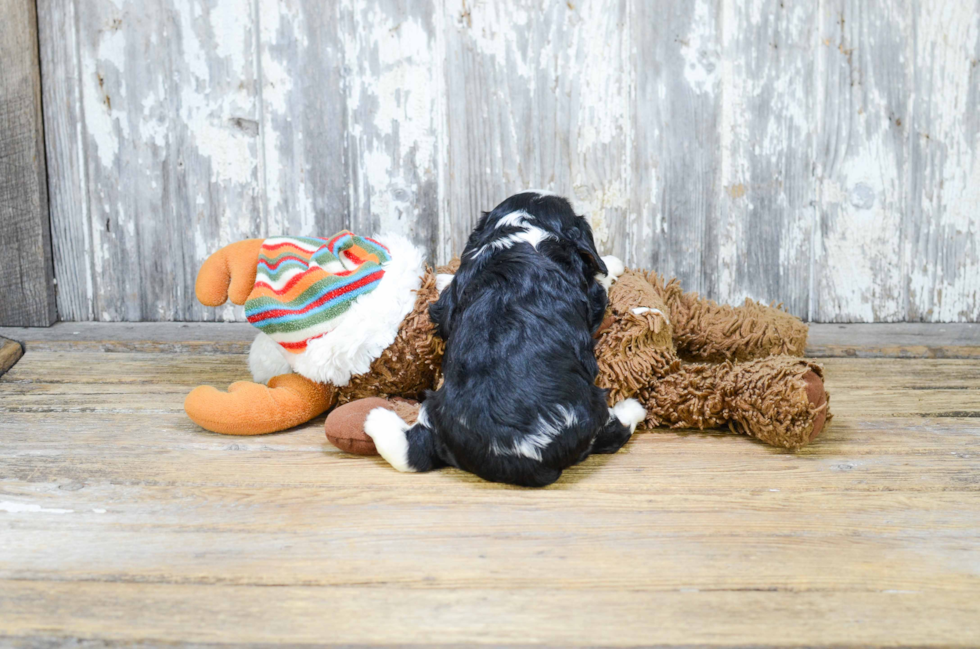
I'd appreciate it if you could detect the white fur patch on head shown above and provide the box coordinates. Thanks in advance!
[435,273,454,293]
[248,332,292,384]
[611,398,646,434]
[285,235,425,386]
[471,212,556,259]
[490,405,576,462]
[495,210,531,229]
[364,407,415,472]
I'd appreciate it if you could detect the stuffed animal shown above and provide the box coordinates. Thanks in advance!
[184,230,830,452]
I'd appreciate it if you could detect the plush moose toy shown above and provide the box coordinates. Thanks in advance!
[184,228,829,453]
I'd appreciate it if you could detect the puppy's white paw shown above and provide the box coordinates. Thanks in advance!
[596,255,626,291]
[364,408,415,472]
[602,255,625,279]
[435,273,454,293]
[611,398,646,434]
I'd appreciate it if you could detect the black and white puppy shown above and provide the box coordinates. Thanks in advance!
[365,192,645,487]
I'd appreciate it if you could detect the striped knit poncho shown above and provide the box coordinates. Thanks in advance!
[245,232,392,354]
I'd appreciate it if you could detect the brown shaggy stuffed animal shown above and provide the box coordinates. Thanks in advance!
[184,237,829,452]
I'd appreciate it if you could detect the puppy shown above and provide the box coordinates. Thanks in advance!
[365,192,645,487]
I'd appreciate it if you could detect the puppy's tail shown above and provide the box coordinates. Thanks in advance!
[364,405,443,473]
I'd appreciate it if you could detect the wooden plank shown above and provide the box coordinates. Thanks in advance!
[708,0,817,319]
[44,0,263,322]
[256,0,348,238]
[2,581,977,647]
[2,343,980,645]
[36,0,93,321]
[812,0,911,322]
[4,322,979,357]
[340,0,444,260]
[807,322,980,358]
[0,0,57,327]
[631,0,719,293]
[442,0,632,262]
[2,353,976,419]
[905,0,980,321]
[0,322,255,354]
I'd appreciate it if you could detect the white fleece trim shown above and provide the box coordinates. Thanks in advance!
[248,332,293,384]
[285,234,425,386]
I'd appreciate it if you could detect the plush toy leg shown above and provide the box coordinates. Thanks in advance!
[637,356,830,449]
[323,397,420,455]
[184,374,337,435]
[644,271,809,363]
[195,238,264,306]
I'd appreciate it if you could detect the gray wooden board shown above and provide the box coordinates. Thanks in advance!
[36,0,980,323]
[2,322,978,358]
[0,0,57,327]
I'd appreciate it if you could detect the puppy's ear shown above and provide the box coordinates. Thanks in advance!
[570,225,608,277]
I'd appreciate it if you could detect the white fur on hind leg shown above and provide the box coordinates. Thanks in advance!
[611,398,646,434]
[248,333,292,384]
[364,408,415,473]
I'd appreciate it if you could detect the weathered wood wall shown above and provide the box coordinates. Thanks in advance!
[37,0,980,323]
[0,0,57,326]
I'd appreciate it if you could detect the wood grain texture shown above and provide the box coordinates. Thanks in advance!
[631,0,719,294]
[443,0,632,260]
[709,0,817,318]
[256,1,348,240]
[1,327,979,646]
[38,1,980,323]
[812,0,911,322]
[906,0,980,321]
[0,0,57,327]
[3,321,979,357]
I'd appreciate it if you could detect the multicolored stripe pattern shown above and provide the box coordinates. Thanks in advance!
[244,231,391,353]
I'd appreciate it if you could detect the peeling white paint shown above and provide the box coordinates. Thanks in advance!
[44,0,980,323]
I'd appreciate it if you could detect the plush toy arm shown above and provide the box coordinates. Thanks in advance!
[195,238,264,306]
[184,374,337,435]
[644,271,808,363]
[636,356,829,449]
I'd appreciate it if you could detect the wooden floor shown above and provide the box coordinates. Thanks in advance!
[1,323,979,647]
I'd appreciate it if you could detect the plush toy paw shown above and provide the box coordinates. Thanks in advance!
[725,359,831,449]
[184,374,336,435]
[324,397,420,455]
[195,238,264,306]
[802,370,829,442]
